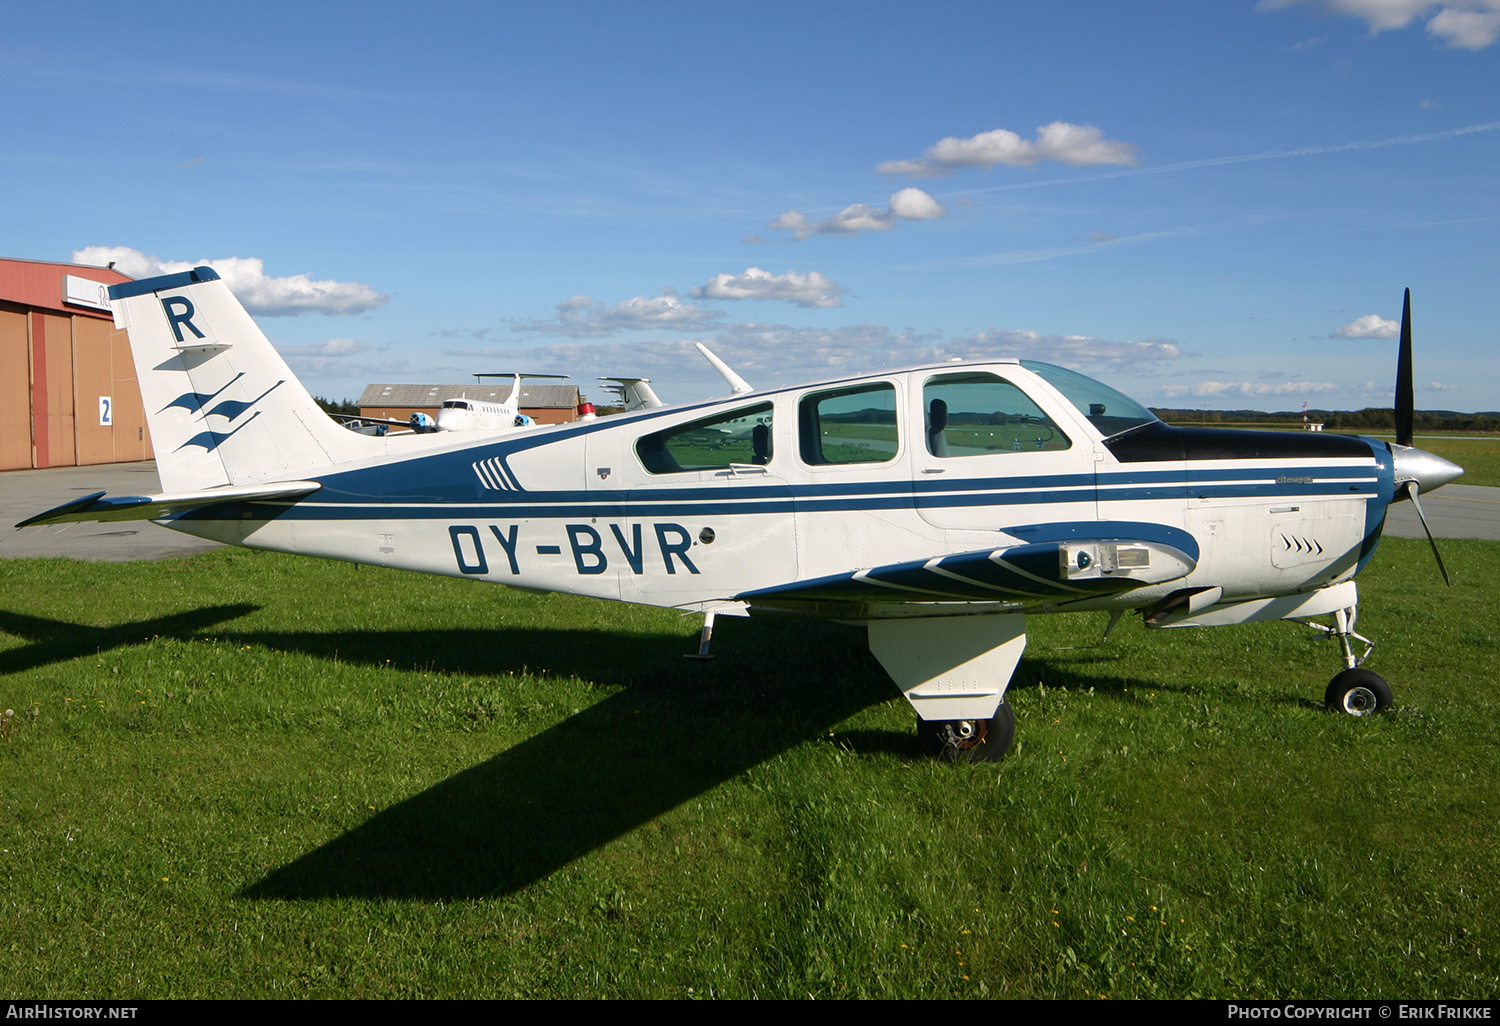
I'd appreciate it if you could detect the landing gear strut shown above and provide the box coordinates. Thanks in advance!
[866,612,1027,762]
[1297,602,1392,715]
[918,703,1016,763]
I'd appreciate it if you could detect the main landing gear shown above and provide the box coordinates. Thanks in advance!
[866,613,1028,765]
[917,703,1016,763]
[1301,602,1393,716]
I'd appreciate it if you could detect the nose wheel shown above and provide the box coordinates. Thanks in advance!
[1296,602,1394,715]
[1325,668,1393,716]
[918,702,1016,762]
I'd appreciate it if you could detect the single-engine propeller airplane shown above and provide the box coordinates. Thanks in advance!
[18,269,1463,760]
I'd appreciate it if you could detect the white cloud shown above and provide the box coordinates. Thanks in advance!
[1427,3,1500,47]
[291,356,410,379]
[876,122,1139,177]
[71,246,388,316]
[270,337,408,378]
[888,187,947,220]
[1333,313,1400,338]
[770,205,891,237]
[277,337,371,357]
[1281,33,1333,49]
[1422,380,1462,391]
[945,329,1183,369]
[689,268,847,308]
[768,188,945,240]
[444,319,1183,399]
[1261,0,1500,49]
[446,322,945,390]
[515,291,722,338]
[1160,380,1340,398]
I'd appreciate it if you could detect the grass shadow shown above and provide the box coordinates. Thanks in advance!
[242,616,895,901]
[0,604,260,675]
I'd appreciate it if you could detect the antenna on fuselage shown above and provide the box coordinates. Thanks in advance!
[694,343,753,395]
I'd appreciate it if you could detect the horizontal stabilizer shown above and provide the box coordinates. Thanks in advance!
[16,481,321,528]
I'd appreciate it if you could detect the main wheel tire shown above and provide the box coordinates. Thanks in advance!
[918,703,1016,763]
[1325,668,1393,716]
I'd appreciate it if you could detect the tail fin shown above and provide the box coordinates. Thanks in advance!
[597,376,665,411]
[109,267,377,491]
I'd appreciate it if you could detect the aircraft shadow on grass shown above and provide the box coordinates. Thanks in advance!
[235,615,1278,902]
[240,616,902,902]
[0,604,260,675]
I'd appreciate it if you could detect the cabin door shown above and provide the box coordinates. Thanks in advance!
[911,369,1098,536]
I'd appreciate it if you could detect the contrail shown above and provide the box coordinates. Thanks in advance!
[957,120,1500,196]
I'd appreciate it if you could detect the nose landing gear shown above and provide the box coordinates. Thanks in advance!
[1297,602,1392,715]
[1325,668,1394,716]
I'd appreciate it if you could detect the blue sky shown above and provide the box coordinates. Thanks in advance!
[3,1,1496,410]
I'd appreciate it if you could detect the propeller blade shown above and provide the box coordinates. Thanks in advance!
[1395,287,1414,448]
[1404,480,1451,587]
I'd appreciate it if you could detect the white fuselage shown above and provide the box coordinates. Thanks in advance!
[163,360,1390,620]
[433,397,522,433]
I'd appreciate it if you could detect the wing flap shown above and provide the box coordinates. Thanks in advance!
[16,481,322,528]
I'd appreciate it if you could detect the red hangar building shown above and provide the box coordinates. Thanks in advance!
[0,257,145,471]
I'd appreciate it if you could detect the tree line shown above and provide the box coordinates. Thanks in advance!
[1151,407,1500,433]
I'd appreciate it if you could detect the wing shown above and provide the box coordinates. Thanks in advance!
[736,537,1196,611]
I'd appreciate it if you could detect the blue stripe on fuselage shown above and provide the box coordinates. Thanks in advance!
[179,476,1378,525]
[1354,436,1397,573]
[306,453,1376,507]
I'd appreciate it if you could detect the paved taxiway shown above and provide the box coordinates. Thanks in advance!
[0,462,221,561]
[1,460,1498,562]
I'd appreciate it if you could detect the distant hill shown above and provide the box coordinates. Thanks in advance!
[1149,407,1500,433]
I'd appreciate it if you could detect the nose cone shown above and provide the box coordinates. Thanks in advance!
[1390,443,1464,496]
[435,408,467,432]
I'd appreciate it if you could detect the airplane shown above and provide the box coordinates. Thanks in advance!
[445,372,574,432]
[597,376,665,412]
[17,268,1464,761]
[331,372,575,435]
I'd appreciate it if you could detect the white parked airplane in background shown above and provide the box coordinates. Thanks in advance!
[19,269,1462,760]
[336,372,572,435]
[433,372,574,432]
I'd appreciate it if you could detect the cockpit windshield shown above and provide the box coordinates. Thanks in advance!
[1021,361,1158,438]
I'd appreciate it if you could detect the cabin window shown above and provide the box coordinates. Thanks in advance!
[798,383,898,465]
[635,403,774,474]
[922,373,1070,457]
[1021,361,1157,438]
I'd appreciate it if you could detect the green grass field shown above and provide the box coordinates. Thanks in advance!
[3,540,1498,999]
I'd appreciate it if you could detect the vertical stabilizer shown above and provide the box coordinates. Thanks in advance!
[109,267,377,492]
[597,376,665,411]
